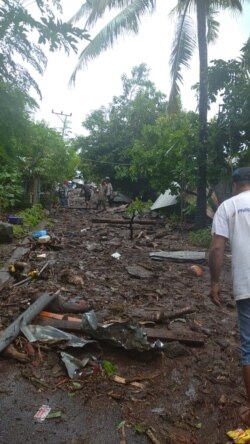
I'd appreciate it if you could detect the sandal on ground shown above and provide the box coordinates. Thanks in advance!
[239,406,250,426]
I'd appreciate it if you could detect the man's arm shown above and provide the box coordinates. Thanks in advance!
[208,234,227,306]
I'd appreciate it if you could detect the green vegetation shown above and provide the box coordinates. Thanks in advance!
[189,228,212,249]
[1,1,88,96]
[127,198,152,217]
[12,204,46,237]
[0,169,24,212]
[134,424,146,434]
[0,0,250,227]
[19,204,45,228]
[70,0,247,228]
[102,360,117,377]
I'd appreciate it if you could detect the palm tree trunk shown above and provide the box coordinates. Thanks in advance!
[196,0,208,228]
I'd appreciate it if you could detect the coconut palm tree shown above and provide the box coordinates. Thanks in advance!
[70,0,246,227]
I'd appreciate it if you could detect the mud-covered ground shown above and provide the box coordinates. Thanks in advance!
[0,190,246,444]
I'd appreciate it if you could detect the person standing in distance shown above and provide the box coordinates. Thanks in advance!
[81,181,92,209]
[58,180,69,209]
[209,167,250,425]
[105,177,113,207]
[97,179,108,211]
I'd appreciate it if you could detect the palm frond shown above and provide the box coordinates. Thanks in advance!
[206,10,220,43]
[240,37,250,71]
[69,1,119,26]
[210,0,243,13]
[70,0,156,84]
[168,13,196,113]
[169,0,195,18]
[70,0,155,29]
[69,1,90,24]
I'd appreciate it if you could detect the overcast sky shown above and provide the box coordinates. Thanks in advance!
[32,0,250,137]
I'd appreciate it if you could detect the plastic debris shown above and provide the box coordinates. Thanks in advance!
[111,252,121,260]
[27,270,39,278]
[7,215,23,225]
[189,265,203,277]
[37,253,47,259]
[32,230,48,239]
[34,405,51,422]
[47,411,62,419]
[37,235,51,244]
[226,428,250,443]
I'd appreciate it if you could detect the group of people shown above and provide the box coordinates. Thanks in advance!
[58,167,250,426]
[96,177,113,210]
[58,177,113,211]
[80,177,113,210]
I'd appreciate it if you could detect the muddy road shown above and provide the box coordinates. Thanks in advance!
[0,192,246,443]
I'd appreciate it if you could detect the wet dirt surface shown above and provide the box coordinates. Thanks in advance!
[0,190,247,443]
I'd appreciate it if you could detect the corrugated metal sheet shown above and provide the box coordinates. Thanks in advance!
[151,189,178,211]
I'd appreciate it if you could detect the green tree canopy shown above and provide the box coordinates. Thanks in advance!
[208,38,250,166]
[0,80,36,165]
[69,0,247,227]
[0,0,89,96]
[74,64,167,195]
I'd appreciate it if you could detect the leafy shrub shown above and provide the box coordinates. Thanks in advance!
[189,227,212,248]
[127,198,152,216]
[12,225,26,237]
[0,169,23,213]
[19,204,45,228]
[13,204,45,236]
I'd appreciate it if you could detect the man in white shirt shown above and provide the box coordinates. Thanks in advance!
[209,167,250,425]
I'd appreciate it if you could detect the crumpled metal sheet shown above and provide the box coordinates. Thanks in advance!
[21,324,96,348]
[60,351,90,378]
[81,311,164,352]
[149,250,206,263]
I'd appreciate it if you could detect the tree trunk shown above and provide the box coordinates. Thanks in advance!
[32,174,40,205]
[196,1,208,228]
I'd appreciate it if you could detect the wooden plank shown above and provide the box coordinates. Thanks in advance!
[39,311,82,322]
[37,311,82,331]
[145,327,205,346]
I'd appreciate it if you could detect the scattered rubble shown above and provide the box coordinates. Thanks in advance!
[0,192,245,443]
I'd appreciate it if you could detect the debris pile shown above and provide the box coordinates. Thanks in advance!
[0,194,244,443]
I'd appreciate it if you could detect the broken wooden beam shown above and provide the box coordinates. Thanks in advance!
[145,327,205,346]
[37,311,82,331]
[0,290,60,353]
